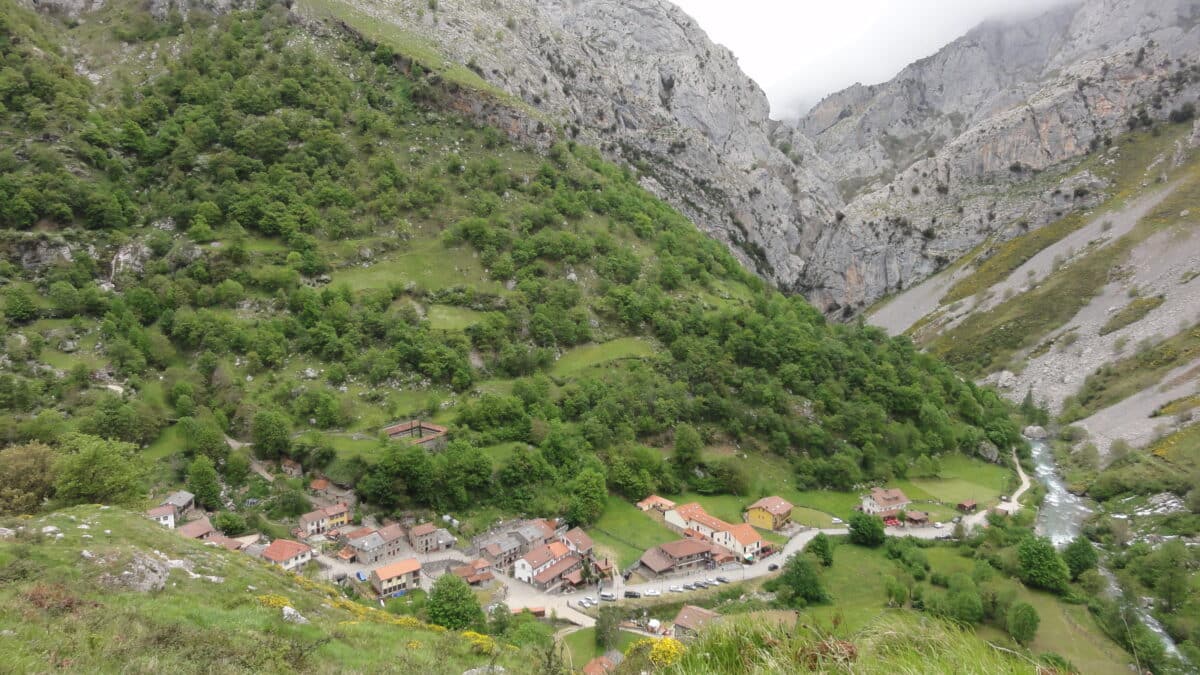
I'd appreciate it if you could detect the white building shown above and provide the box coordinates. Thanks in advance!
[513,541,570,583]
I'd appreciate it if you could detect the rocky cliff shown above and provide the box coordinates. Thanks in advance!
[290,0,843,289]
[27,0,1200,314]
[796,0,1200,311]
[305,0,1200,313]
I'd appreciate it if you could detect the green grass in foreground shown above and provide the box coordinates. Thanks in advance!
[924,548,1129,675]
[549,338,656,378]
[0,506,524,674]
[561,628,640,669]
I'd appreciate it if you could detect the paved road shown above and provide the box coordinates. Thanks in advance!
[315,454,1032,632]
[541,452,1032,625]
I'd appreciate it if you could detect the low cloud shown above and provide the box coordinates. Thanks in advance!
[670,0,1074,119]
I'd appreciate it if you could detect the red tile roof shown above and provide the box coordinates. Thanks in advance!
[146,505,176,518]
[747,496,793,516]
[373,558,421,580]
[205,535,244,551]
[299,509,327,526]
[178,517,214,539]
[533,554,580,585]
[562,527,594,551]
[673,503,734,533]
[673,605,720,632]
[378,523,407,542]
[869,488,910,507]
[659,538,717,559]
[344,527,376,541]
[521,541,569,569]
[728,523,763,547]
[323,503,349,517]
[410,523,436,537]
[637,495,677,511]
[310,478,330,491]
[263,539,311,563]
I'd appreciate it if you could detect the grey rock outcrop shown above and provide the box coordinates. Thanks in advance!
[1023,425,1049,440]
[281,606,309,624]
[295,0,841,286]
[325,0,1200,313]
[795,0,1200,311]
[25,0,1200,315]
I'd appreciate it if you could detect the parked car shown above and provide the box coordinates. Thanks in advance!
[933,522,944,529]
[623,590,641,599]
[586,596,598,604]
[669,585,684,593]
[694,581,708,589]
[644,589,661,597]
[716,576,730,584]
[767,563,779,572]
[600,592,617,601]
[683,583,696,590]
[830,517,843,524]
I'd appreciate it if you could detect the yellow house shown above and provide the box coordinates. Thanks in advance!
[745,496,793,531]
[324,503,351,529]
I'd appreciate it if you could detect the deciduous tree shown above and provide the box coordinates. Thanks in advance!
[187,455,222,510]
[1063,536,1098,581]
[808,532,833,567]
[1006,602,1039,645]
[427,574,484,630]
[849,512,885,547]
[54,433,146,505]
[566,468,606,526]
[251,409,291,459]
[0,442,56,515]
[1017,536,1069,594]
[766,554,828,607]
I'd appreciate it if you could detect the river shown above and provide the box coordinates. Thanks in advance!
[1028,440,1186,663]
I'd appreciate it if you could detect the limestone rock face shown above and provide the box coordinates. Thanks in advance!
[24,0,1200,313]
[794,0,1200,311]
[298,0,842,286]
[329,0,1200,311]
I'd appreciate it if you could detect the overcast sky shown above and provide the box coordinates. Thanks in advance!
[669,0,1071,119]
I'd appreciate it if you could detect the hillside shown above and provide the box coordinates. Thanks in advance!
[0,0,1022,521]
[0,506,521,673]
[795,0,1200,313]
[869,119,1200,456]
[278,0,1200,317]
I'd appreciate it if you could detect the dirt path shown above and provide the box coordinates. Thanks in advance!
[981,450,1029,520]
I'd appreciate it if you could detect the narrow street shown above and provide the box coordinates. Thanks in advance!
[507,452,1031,628]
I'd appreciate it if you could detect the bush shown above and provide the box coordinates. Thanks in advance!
[849,512,886,547]
[1006,602,1039,645]
[1017,536,1070,594]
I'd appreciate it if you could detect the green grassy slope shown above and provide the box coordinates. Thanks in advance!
[0,507,519,673]
[0,0,1022,529]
